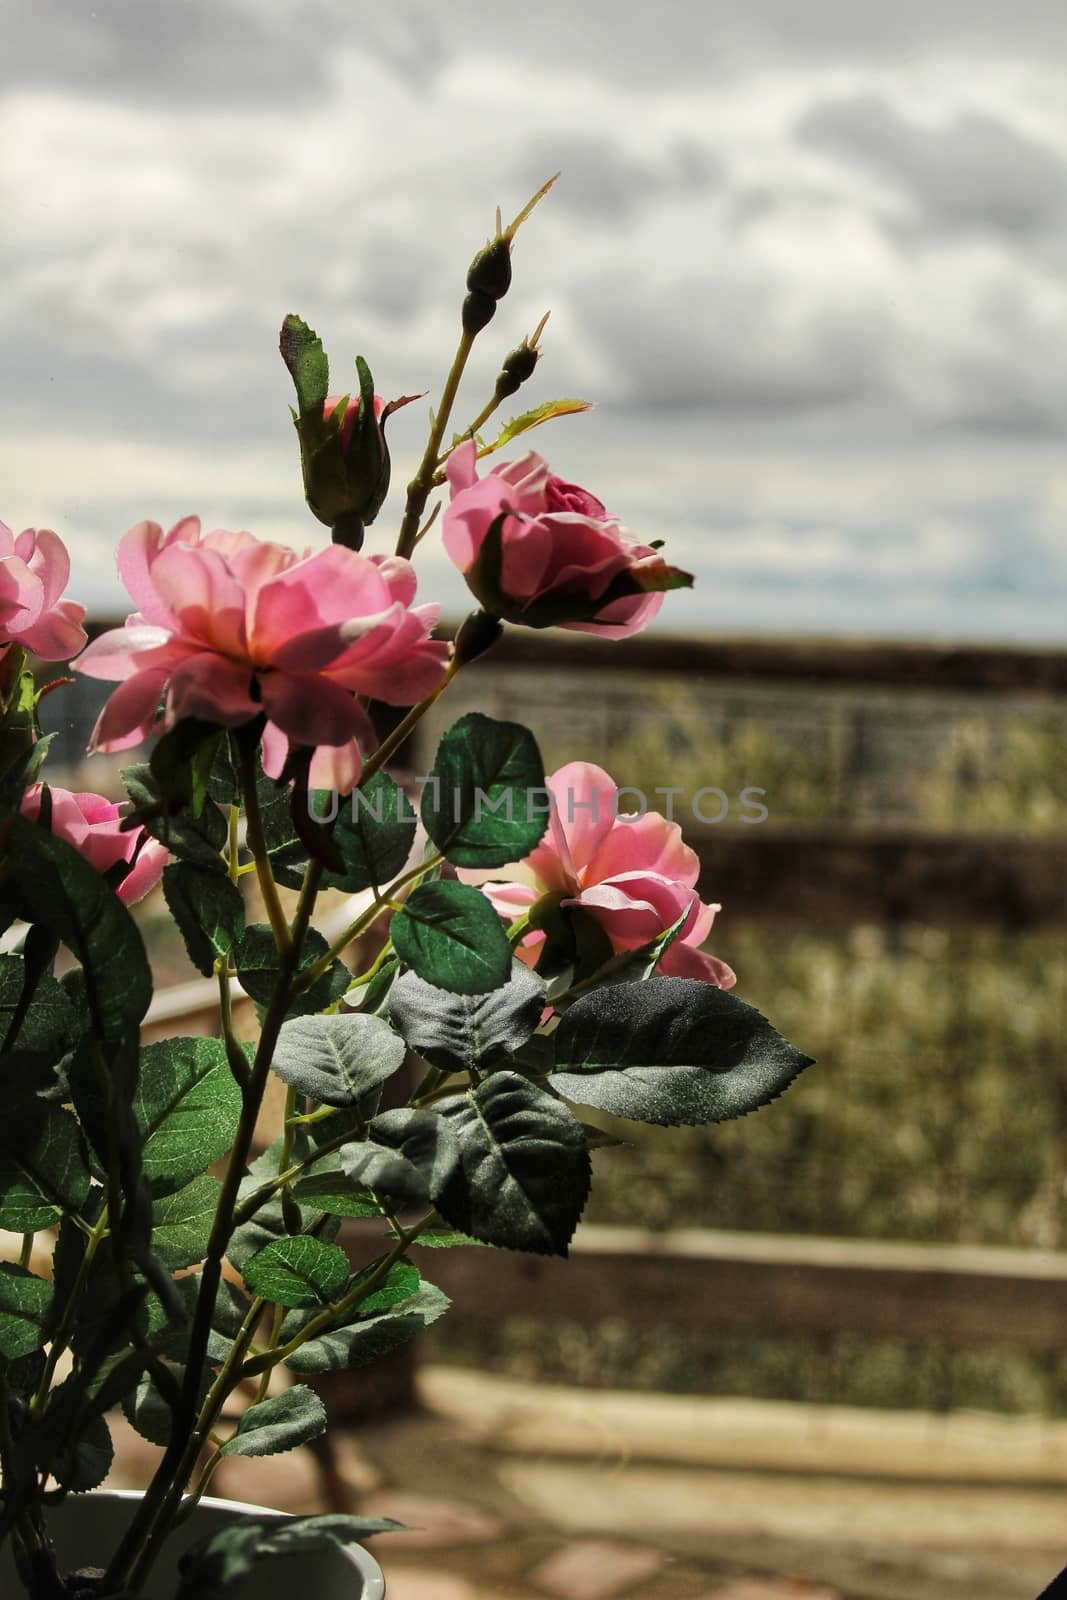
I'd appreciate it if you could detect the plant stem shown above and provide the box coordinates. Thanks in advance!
[239,1208,436,1381]
[238,742,290,953]
[395,330,475,561]
[29,1207,109,1415]
[103,815,323,1594]
[299,852,443,985]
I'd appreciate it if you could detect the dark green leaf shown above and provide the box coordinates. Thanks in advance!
[227,1139,340,1273]
[272,1012,405,1107]
[322,771,417,891]
[392,881,511,996]
[551,978,814,1126]
[123,1360,208,1447]
[122,762,228,873]
[243,1236,350,1308]
[53,1411,113,1492]
[0,1264,54,1357]
[176,1512,404,1600]
[135,1037,244,1194]
[389,958,545,1074]
[422,713,547,867]
[4,818,152,1043]
[0,1106,90,1229]
[280,313,330,415]
[234,924,349,1016]
[339,1109,459,1208]
[434,1072,590,1256]
[151,1174,221,1269]
[0,953,78,1058]
[413,1229,489,1249]
[151,719,226,816]
[220,1384,326,1458]
[163,863,245,977]
[289,1173,385,1219]
[282,1279,450,1374]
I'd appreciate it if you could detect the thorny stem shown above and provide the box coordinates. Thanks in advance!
[395,330,476,561]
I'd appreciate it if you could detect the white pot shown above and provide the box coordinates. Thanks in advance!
[0,1490,386,1597]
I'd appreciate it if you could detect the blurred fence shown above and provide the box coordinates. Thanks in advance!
[62,627,1067,1414]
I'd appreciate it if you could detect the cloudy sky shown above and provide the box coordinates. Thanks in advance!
[4,0,1067,641]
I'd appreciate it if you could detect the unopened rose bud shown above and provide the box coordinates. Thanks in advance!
[452,609,504,666]
[494,340,540,401]
[466,235,513,303]
[462,290,499,337]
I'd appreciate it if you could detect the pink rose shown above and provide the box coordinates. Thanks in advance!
[74,517,450,792]
[442,441,690,639]
[0,522,87,661]
[465,761,735,987]
[19,784,167,904]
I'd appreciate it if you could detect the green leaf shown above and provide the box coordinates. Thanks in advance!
[0,1107,91,1230]
[227,1139,340,1273]
[551,978,814,1125]
[322,771,417,891]
[163,863,246,977]
[234,924,349,1017]
[123,1360,208,1447]
[53,1411,113,1492]
[152,1272,251,1366]
[151,1174,222,1270]
[4,818,152,1043]
[280,313,330,415]
[220,1384,327,1458]
[135,1037,244,1194]
[122,762,228,873]
[339,1109,459,1208]
[243,1236,350,1308]
[389,958,545,1074]
[151,719,226,817]
[282,1279,450,1374]
[412,1229,489,1249]
[434,1072,590,1257]
[289,1173,385,1219]
[0,1264,54,1358]
[272,1013,405,1108]
[548,911,689,1007]
[176,1513,405,1600]
[392,881,511,996]
[422,713,547,868]
[0,954,78,1057]
[472,397,592,458]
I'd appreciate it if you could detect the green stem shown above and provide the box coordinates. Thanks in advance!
[29,1207,109,1415]
[240,1209,436,1381]
[103,824,323,1595]
[17,1234,32,1271]
[238,742,290,954]
[298,851,443,987]
[395,330,475,561]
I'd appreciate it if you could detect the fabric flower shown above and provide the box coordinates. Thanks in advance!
[19,784,167,904]
[442,441,690,638]
[466,761,735,986]
[0,522,87,661]
[74,517,450,792]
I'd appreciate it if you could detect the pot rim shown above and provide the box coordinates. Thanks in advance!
[80,1489,387,1599]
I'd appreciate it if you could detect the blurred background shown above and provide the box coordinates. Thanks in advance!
[5,4,1067,1597]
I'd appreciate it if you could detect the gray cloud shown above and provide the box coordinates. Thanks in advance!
[800,95,1067,237]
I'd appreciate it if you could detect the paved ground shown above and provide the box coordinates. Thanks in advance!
[101,1369,1067,1599]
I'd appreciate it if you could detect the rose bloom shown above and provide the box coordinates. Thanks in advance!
[19,784,167,904]
[443,441,688,639]
[467,761,736,986]
[75,517,450,792]
[0,522,87,661]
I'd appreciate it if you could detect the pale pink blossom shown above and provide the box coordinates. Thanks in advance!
[0,522,87,661]
[74,517,450,789]
[19,784,167,904]
[467,761,735,986]
[442,441,689,638]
